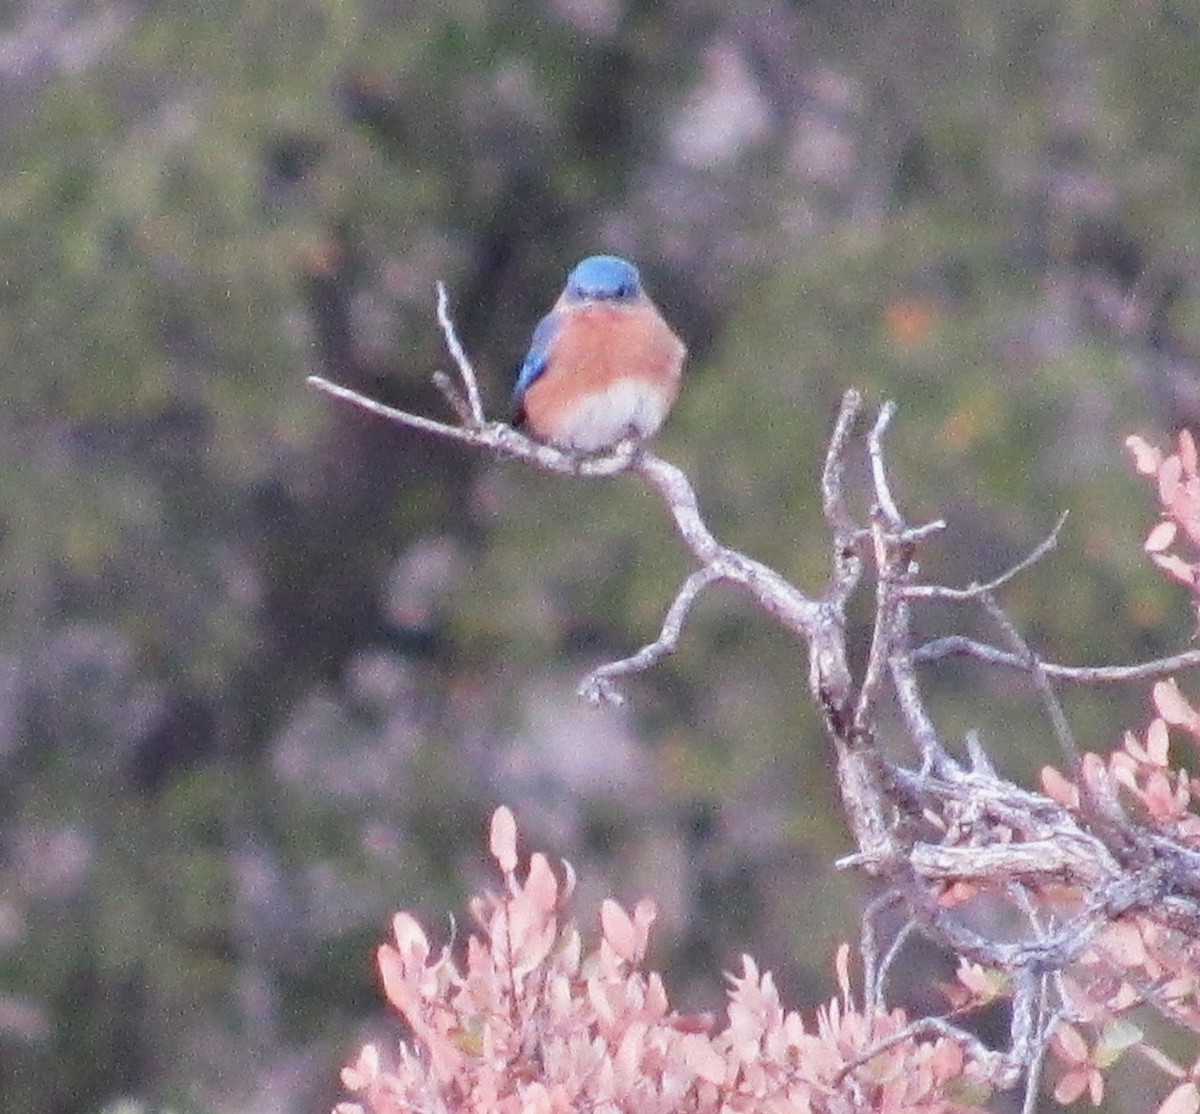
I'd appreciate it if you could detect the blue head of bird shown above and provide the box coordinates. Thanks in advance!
[561,255,643,303]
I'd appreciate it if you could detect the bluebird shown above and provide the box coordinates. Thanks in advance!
[511,255,687,452]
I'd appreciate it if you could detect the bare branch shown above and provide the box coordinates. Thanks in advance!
[1015,977,1058,1114]
[852,399,946,757]
[867,401,902,528]
[912,637,1200,682]
[890,604,955,770]
[833,1014,1019,1091]
[905,511,1069,601]
[858,892,897,1017]
[435,281,485,425]
[629,452,823,634]
[980,591,1083,775]
[853,550,902,738]
[908,837,1115,888]
[307,375,637,477]
[432,369,474,425]
[821,389,866,583]
[308,367,839,709]
[579,566,723,705]
[859,897,912,1017]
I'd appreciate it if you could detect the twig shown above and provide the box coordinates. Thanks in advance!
[858,892,890,1017]
[890,607,954,770]
[873,919,916,1016]
[629,453,824,638]
[1014,972,1055,1114]
[854,402,946,754]
[821,389,865,579]
[905,511,1069,601]
[980,591,1082,775]
[855,530,904,739]
[867,402,902,528]
[832,1014,1017,1090]
[308,375,637,477]
[579,566,723,705]
[435,281,484,425]
[911,638,1200,682]
[432,369,474,425]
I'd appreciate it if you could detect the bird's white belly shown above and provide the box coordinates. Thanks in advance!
[554,378,673,451]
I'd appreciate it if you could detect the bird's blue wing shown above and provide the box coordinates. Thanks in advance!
[512,310,561,404]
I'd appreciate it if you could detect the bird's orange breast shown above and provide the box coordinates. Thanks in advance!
[529,300,684,403]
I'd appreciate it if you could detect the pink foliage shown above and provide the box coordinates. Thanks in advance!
[1024,432,1200,1108]
[1128,431,1200,605]
[337,806,985,1114]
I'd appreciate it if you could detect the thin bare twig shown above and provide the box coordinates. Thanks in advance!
[1015,974,1056,1114]
[832,1014,1018,1091]
[911,638,1200,682]
[890,605,954,770]
[867,401,902,528]
[436,281,484,425]
[858,892,892,1017]
[579,566,722,705]
[852,398,943,747]
[905,511,1069,601]
[873,920,917,1016]
[980,591,1082,774]
[432,369,474,425]
[821,389,865,562]
[852,401,950,755]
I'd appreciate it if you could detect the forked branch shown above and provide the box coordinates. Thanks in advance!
[309,282,1200,1104]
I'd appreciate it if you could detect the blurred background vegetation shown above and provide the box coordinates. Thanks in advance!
[3,1,1200,1111]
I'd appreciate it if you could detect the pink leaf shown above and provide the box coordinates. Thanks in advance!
[1182,430,1199,475]
[340,1044,380,1090]
[1054,1070,1088,1105]
[1168,481,1200,547]
[601,898,638,963]
[835,942,853,1004]
[1041,765,1079,809]
[1160,455,1183,507]
[1146,719,1171,765]
[1052,1023,1088,1065]
[1154,680,1196,727]
[1127,434,1163,475]
[1100,920,1147,967]
[633,898,657,941]
[1149,552,1199,587]
[1159,1083,1200,1114]
[1146,521,1178,553]
[378,944,417,1018]
[614,1020,648,1084]
[391,912,430,964]
[490,806,518,874]
[525,852,559,913]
